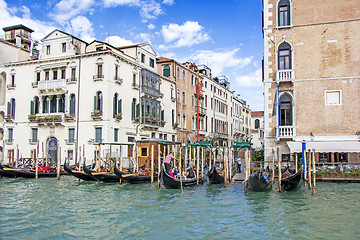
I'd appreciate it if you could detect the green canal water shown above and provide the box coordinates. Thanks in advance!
[1,176,359,240]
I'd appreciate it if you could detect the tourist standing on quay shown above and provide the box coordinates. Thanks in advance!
[164,152,176,174]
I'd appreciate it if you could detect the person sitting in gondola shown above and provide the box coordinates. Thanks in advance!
[173,166,179,176]
[186,166,195,179]
[169,168,175,178]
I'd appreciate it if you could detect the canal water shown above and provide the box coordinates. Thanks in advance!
[1,176,359,240]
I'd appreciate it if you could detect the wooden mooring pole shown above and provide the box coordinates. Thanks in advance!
[244,148,249,192]
[308,150,312,190]
[157,144,161,188]
[179,145,183,193]
[196,147,200,186]
[151,145,154,183]
[278,147,281,192]
[312,149,316,194]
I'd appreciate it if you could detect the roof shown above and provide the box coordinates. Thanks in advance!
[3,24,34,33]
[41,29,88,44]
[156,57,174,62]
[251,111,264,117]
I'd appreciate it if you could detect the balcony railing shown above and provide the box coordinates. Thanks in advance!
[277,125,296,139]
[7,84,16,90]
[195,106,206,116]
[141,85,160,98]
[114,76,123,84]
[67,78,77,84]
[276,69,295,82]
[5,139,13,145]
[132,83,139,89]
[65,139,76,144]
[93,75,104,81]
[28,139,38,145]
[38,79,66,91]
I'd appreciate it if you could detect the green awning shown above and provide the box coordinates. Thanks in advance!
[233,142,251,149]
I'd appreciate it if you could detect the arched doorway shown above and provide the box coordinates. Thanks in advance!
[47,137,58,166]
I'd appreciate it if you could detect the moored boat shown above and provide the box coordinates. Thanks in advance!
[208,166,224,184]
[0,164,68,178]
[281,167,302,191]
[247,169,272,191]
[161,168,201,189]
[83,163,119,183]
[114,165,158,184]
[64,161,96,181]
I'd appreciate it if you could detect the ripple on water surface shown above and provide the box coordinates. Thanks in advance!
[1,177,360,239]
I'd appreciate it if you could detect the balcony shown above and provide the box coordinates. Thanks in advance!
[5,115,14,122]
[276,69,295,83]
[142,117,160,129]
[91,110,103,120]
[93,74,104,81]
[64,114,75,122]
[171,97,176,102]
[277,125,296,139]
[38,79,66,93]
[36,114,64,125]
[7,84,16,90]
[67,78,77,84]
[195,106,206,117]
[65,139,76,145]
[234,129,245,136]
[132,82,139,89]
[31,82,38,88]
[141,85,160,98]
[28,139,38,145]
[5,139,13,145]
[114,76,123,84]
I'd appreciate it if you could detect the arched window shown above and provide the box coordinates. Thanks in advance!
[191,75,194,85]
[255,119,260,129]
[279,93,293,126]
[43,96,49,113]
[176,67,180,78]
[278,0,291,27]
[182,113,186,128]
[7,98,15,118]
[70,94,76,117]
[131,98,136,120]
[172,109,174,125]
[182,70,185,80]
[30,97,40,115]
[278,42,292,70]
[94,91,103,112]
[58,95,65,113]
[50,96,57,113]
[163,65,170,77]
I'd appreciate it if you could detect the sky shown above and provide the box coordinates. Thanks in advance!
[0,0,264,110]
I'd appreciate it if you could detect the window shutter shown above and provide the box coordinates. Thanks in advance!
[161,110,164,121]
[136,104,140,117]
[30,101,34,115]
[113,95,116,117]
[118,99,122,113]
[7,102,10,115]
[93,96,97,110]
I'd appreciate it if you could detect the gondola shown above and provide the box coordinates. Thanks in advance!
[64,161,96,181]
[0,164,16,178]
[114,165,158,184]
[208,166,224,184]
[83,163,120,183]
[0,164,68,178]
[161,168,201,189]
[281,167,302,191]
[247,169,272,191]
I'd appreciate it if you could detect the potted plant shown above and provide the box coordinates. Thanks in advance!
[151,117,157,123]
[160,120,166,126]
[116,113,123,120]
[173,122,178,129]
[133,116,141,123]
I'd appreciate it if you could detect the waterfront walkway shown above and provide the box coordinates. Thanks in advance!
[231,172,245,183]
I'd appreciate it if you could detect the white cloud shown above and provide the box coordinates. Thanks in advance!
[189,49,252,75]
[105,35,134,47]
[159,21,210,49]
[139,0,162,23]
[68,15,95,42]
[0,0,55,41]
[148,23,155,29]
[103,0,140,7]
[50,0,95,24]
[235,68,263,87]
[137,33,151,43]
[162,0,174,5]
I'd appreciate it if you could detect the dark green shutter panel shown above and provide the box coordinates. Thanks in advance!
[30,101,34,115]
[100,96,103,112]
[113,95,116,117]
[136,104,140,117]
[161,110,164,121]
[93,96,97,110]
[7,102,11,115]
[118,99,122,113]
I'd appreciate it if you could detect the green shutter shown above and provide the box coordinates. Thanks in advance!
[99,96,103,112]
[118,99,122,113]
[93,96,97,110]
[136,104,140,117]
[30,101,34,115]
[161,110,164,121]
[113,95,116,117]
[7,102,11,115]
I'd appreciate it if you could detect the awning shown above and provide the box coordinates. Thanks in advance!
[287,141,360,153]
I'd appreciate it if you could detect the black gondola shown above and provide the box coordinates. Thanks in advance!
[114,166,158,184]
[208,166,224,184]
[161,168,202,189]
[83,163,120,183]
[0,165,68,178]
[247,169,272,192]
[0,164,16,178]
[281,167,302,191]
[64,161,96,181]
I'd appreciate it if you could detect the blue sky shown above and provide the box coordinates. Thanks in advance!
[0,0,264,110]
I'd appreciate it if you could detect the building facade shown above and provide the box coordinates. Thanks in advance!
[263,0,360,164]
[251,111,264,150]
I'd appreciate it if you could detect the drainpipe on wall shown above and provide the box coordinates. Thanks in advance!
[74,56,81,164]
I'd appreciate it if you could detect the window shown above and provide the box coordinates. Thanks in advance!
[115,65,119,79]
[278,0,290,27]
[182,70,185,80]
[53,70,58,80]
[177,67,180,78]
[68,150,74,161]
[42,96,49,113]
[62,43,66,53]
[8,128,13,142]
[151,132,156,138]
[61,69,66,79]
[95,127,102,143]
[319,153,328,163]
[58,95,65,113]
[205,95,207,108]
[191,75,194,85]
[164,134,167,140]
[182,92,186,105]
[279,93,292,126]
[172,135,175,142]
[182,113,186,128]
[46,45,50,55]
[255,119,260,129]
[325,90,342,105]
[36,72,40,83]
[31,128,38,142]
[68,128,75,143]
[97,64,103,78]
[172,109,174,125]
[141,148,147,157]
[205,81,207,88]
[163,65,170,76]
[30,96,40,115]
[96,47,103,51]
[149,58,154,68]
[114,128,119,142]
[70,94,76,117]
[7,98,15,118]
[141,53,145,63]
[45,71,49,80]
[94,91,103,112]
[278,42,292,70]
[71,68,76,81]
[282,154,290,162]
[113,93,122,118]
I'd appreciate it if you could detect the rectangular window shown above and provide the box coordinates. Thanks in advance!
[53,70,58,80]
[205,81,207,88]
[95,127,102,143]
[149,58,154,68]
[279,5,290,26]
[61,69,66,79]
[115,66,119,79]
[68,150,74,160]
[141,147,148,157]
[46,45,50,55]
[36,72,40,82]
[325,90,342,105]
[97,64,103,77]
[205,95,207,108]
[164,134,167,140]
[31,128,38,142]
[8,128,13,142]
[151,132,156,138]
[69,128,75,143]
[71,68,76,80]
[96,47,103,51]
[319,153,327,163]
[114,128,119,142]
[172,135,175,142]
[141,53,145,63]
[45,71,49,80]
[62,43,66,53]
